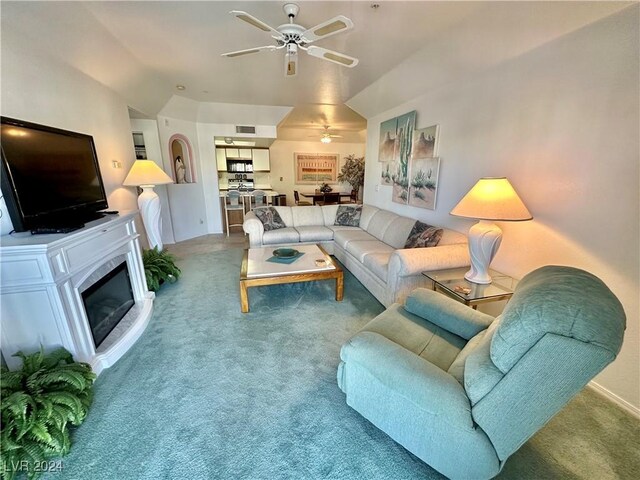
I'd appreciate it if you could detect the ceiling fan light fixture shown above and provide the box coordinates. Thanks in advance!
[321,136,332,144]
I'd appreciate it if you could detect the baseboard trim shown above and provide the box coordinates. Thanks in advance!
[588,381,640,418]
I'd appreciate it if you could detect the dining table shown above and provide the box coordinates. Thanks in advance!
[300,192,353,205]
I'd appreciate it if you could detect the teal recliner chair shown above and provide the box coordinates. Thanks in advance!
[337,266,625,479]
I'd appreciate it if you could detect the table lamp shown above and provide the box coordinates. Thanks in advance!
[450,177,532,284]
[123,160,173,251]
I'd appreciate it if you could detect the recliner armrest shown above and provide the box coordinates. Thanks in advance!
[404,288,494,339]
[341,331,474,431]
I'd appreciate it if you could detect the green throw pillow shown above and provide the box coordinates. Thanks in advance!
[334,205,362,227]
[254,207,286,231]
[404,221,443,248]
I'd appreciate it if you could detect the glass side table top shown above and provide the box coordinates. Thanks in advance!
[422,267,517,306]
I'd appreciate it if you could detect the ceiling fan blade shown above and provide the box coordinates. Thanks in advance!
[230,11,284,39]
[221,45,277,58]
[301,15,354,43]
[306,46,359,68]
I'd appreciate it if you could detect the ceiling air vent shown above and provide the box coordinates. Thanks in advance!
[235,125,256,135]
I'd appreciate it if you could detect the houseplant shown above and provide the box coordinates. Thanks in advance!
[142,247,181,292]
[337,154,365,200]
[0,348,95,479]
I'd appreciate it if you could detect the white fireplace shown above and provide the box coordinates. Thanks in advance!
[0,211,154,374]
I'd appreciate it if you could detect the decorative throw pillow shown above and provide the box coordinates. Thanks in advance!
[404,221,443,248]
[334,205,363,227]
[253,207,286,231]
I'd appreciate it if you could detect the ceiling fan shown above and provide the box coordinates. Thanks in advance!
[221,3,359,77]
[309,126,343,143]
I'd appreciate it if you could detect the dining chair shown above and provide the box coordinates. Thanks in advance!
[224,191,245,236]
[294,190,312,206]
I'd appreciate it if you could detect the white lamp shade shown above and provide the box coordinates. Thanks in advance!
[123,160,173,187]
[450,177,532,221]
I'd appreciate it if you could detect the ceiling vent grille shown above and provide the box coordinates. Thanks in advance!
[235,125,256,135]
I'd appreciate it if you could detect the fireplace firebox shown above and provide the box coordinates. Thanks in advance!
[82,261,135,349]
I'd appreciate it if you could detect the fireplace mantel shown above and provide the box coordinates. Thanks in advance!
[0,211,154,375]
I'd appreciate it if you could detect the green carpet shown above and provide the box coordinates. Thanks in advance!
[47,249,639,479]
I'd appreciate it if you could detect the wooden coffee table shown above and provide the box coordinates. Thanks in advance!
[239,244,343,313]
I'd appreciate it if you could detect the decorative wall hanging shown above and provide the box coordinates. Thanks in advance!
[408,125,440,210]
[168,134,196,184]
[391,110,416,205]
[378,117,397,163]
[295,152,338,184]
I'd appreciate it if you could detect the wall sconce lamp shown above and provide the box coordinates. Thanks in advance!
[450,177,532,284]
[123,160,173,251]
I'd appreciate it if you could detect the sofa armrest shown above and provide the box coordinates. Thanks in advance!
[404,288,494,339]
[243,211,264,247]
[388,244,470,278]
[341,331,474,431]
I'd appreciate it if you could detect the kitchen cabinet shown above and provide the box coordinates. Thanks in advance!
[253,149,270,171]
[216,148,227,171]
[238,148,253,159]
[225,148,240,159]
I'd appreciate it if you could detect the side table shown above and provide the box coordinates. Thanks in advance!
[422,267,517,309]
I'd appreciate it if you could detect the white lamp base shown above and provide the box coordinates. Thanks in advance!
[465,220,503,284]
[137,185,163,251]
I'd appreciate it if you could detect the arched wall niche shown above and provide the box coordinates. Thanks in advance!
[168,134,196,184]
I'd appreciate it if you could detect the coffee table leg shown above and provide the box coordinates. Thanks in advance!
[240,280,249,313]
[336,272,344,301]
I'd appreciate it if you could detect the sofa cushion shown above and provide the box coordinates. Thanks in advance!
[334,205,363,227]
[360,304,466,372]
[327,225,361,234]
[262,227,300,245]
[363,252,392,282]
[359,205,380,230]
[346,240,395,263]
[291,206,324,227]
[439,228,467,246]
[366,210,400,241]
[382,216,419,249]
[273,206,293,227]
[333,229,376,249]
[321,204,340,226]
[253,207,286,231]
[404,221,443,248]
[295,225,334,242]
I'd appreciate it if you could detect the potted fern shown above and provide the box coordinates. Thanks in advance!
[142,247,181,292]
[0,348,95,479]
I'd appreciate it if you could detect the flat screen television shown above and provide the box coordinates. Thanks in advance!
[1,117,109,232]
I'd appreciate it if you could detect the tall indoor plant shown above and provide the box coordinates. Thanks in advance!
[337,154,365,201]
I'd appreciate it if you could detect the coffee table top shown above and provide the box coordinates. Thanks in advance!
[243,244,337,279]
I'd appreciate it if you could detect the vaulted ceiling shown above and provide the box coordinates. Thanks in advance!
[1,1,631,139]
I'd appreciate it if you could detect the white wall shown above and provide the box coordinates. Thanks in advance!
[269,140,366,204]
[352,7,639,411]
[0,29,139,235]
[155,116,209,242]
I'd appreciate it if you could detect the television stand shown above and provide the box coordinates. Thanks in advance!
[31,224,84,235]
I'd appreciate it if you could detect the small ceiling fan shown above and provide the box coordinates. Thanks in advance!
[309,126,343,143]
[221,3,359,77]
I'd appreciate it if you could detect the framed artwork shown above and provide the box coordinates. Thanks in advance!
[295,153,338,184]
[380,161,393,185]
[391,110,416,205]
[378,117,397,163]
[408,125,441,210]
[408,157,441,210]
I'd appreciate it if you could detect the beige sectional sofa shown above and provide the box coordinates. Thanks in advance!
[243,204,470,307]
